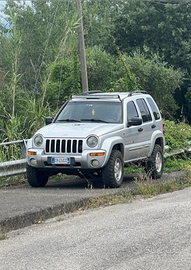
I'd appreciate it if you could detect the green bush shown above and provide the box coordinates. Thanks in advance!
[164,120,191,151]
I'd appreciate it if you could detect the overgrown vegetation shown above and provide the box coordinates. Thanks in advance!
[132,174,191,198]
[164,156,190,173]
[164,120,191,151]
[0,1,191,143]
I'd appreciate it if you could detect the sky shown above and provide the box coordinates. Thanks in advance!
[0,1,6,10]
[0,1,7,25]
[0,1,31,25]
[0,1,31,11]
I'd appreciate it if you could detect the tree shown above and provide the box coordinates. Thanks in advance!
[82,1,122,50]
[109,1,191,121]
[86,46,116,91]
[45,51,81,109]
[2,1,78,96]
[124,50,184,119]
[0,1,80,140]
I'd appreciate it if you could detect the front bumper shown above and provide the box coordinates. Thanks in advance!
[27,148,106,170]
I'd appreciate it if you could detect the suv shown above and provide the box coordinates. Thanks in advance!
[26,91,165,188]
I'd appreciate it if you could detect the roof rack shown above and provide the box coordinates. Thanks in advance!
[72,94,120,100]
[72,90,122,100]
[128,90,148,97]
[78,90,103,96]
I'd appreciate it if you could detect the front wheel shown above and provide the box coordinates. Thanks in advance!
[26,164,49,187]
[102,150,124,188]
[145,144,164,179]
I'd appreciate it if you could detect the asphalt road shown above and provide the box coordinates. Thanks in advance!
[0,171,184,234]
[1,185,191,270]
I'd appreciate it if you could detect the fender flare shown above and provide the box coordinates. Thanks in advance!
[149,131,165,156]
[101,136,125,167]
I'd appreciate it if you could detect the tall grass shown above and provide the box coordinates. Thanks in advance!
[0,96,55,162]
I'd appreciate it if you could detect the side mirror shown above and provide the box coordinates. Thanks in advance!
[45,117,53,125]
[127,117,142,127]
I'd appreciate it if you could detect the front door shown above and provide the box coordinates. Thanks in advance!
[124,99,152,162]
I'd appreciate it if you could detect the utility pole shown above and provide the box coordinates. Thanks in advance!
[76,0,89,93]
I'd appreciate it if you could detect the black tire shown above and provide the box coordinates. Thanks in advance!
[26,164,49,187]
[145,144,164,179]
[102,150,124,188]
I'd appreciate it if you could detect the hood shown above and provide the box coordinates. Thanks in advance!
[35,122,123,138]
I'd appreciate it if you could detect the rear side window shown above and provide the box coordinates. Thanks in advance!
[147,98,161,120]
[136,98,152,122]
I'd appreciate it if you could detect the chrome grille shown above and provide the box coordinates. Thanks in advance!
[45,139,83,154]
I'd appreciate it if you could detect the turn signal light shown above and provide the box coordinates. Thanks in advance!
[90,152,105,157]
[28,151,37,155]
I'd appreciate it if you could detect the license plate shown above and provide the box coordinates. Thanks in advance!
[52,157,70,165]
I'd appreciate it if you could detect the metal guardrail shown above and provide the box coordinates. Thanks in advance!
[164,145,191,157]
[0,140,190,178]
[0,140,27,178]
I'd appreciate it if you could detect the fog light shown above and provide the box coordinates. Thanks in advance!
[30,158,37,166]
[91,159,99,167]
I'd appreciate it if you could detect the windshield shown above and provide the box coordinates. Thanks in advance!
[55,101,122,124]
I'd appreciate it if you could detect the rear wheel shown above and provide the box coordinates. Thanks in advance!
[102,150,124,188]
[145,144,164,179]
[26,164,49,187]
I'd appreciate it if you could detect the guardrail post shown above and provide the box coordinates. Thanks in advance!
[20,140,27,158]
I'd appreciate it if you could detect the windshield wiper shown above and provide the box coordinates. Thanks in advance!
[81,119,108,123]
[57,119,81,122]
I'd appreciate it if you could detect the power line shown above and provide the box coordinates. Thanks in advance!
[148,0,190,6]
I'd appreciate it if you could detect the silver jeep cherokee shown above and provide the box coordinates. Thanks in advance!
[26,91,165,188]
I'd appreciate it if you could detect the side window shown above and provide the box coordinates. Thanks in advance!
[147,97,161,120]
[136,98,152,123]
[127,101,138,121]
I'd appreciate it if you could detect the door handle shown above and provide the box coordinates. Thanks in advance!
[151,125,156,129]
[138,128,143,132]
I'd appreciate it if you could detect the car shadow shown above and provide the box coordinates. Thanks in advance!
[45,173,138,190]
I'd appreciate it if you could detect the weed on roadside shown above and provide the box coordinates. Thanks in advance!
[0,227,7,241]
[164,155,191,173]
[133,169,191,198]
[76,192,133,212]
[78,167,191,212]
[0,174,26,188]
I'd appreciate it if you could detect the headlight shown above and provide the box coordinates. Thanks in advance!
[34,135,43,147]
[87,136,98,148]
